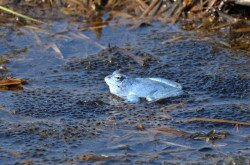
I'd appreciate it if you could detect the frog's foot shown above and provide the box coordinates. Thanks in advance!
[146,96,158,102]
[126,94,140,103]
[146,95,170,102]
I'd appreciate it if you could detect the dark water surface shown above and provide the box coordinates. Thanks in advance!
[0,21,249,164]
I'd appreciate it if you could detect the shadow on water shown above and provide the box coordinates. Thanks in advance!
[0,18,249,164]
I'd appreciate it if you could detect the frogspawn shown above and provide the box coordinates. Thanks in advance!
[104,71,183,103]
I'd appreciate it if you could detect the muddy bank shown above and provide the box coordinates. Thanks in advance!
[1,0,250,53]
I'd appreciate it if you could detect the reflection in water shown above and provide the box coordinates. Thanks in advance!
[85,12,113,39]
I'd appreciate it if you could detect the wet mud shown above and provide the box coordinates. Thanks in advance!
[0,25,249,164]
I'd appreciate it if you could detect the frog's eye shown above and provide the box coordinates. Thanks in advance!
[114,75,125,81]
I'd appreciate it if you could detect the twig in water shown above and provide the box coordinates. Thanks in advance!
[156,127,190,137]
[187,118,250,126]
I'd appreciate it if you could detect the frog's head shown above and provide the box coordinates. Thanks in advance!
[104,70,127,87]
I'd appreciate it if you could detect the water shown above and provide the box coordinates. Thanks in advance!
[0,20,249,164]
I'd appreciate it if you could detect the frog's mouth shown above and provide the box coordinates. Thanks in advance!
[104,76,110,84]
[104,76,115,86]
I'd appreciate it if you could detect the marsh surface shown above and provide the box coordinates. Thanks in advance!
[0,21,249,164]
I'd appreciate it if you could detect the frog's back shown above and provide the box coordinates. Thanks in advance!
[148,78,182,89]
[134,78,183,101]
[129,78,180,98]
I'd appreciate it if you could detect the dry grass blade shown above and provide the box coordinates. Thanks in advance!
[136,0,149,10]
[232,27,250,33]
[140,0,159,18]
[206,0,217,12]
[161,36,187,44]
[25,25,51,35]
[110,11,134,19]
[235,0,250,6]
[27,29,42,45]
[50,43,64,59]
[0,5,44,23]
[0,77,23,86]
[189,1,204,14]
[164,1,179,20]
[162,141,193,149]
[89,24,107,30]
[187,118,250,126]
[217,11,240,23]
[210,22,236,30]
[149,0,163,17]
[160,102,186,112]
[67,0,89,11]
[156,127,191,137]
[169,0,188,23]
[44,43,64,59]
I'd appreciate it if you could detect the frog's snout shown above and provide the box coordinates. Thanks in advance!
[104,75,111,83]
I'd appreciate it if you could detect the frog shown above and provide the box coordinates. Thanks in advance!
[104,71,183,103]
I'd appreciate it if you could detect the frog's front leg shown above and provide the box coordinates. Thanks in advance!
[126,93,140,103]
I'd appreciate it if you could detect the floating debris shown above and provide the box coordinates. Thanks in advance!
[0,76,25,90]
[75,153,110,162]
[190,129,230,142]
[187,118,250,126]
[151,127,230,143]
[136,124,145,131]
[155,127,190,138]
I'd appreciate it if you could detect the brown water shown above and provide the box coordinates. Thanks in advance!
[0,20,249,164]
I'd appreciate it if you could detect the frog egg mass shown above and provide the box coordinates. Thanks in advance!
[104,71,183,103]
